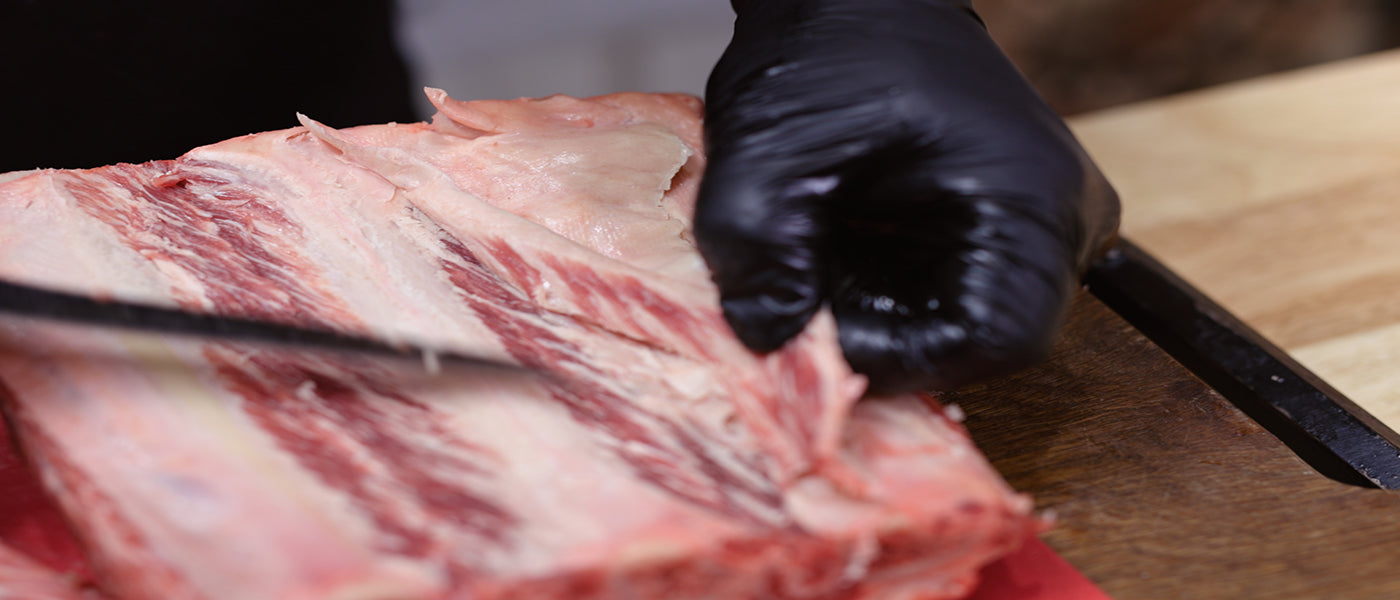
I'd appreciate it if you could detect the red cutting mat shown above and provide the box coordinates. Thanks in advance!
[967,537,1112,600]
[0,421,1108,599]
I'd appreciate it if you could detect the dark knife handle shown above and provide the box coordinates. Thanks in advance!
[1086,240,1400,489]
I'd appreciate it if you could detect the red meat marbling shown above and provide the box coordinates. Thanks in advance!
[0,89,1043,600]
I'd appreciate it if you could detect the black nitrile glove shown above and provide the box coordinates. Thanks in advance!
[696,0,1120,394]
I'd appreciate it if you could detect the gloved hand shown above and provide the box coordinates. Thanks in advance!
[696,0,1120,394]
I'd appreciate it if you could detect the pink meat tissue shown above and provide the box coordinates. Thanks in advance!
[0,89,1043,599]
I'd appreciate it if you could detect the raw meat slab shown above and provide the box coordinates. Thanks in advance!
[1,422,97,599]
[0,90,1041,599]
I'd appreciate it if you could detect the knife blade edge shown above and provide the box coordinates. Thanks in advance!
[0,278,530,375]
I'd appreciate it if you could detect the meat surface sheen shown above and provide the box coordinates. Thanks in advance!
[0,89,1042,600]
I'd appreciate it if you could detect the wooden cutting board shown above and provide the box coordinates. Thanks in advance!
[1067,48,1400,429]
[953,292,1400,599]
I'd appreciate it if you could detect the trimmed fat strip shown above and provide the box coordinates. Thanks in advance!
[0,89,1042,599]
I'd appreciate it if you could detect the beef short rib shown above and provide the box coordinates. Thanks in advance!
[0,90,1042,599]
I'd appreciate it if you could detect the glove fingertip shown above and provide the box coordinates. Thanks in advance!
[838,311,1045,395]
[721,292,820,353]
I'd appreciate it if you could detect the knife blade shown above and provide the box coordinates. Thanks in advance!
[0,278,530,375]
[1085,239,1400,489]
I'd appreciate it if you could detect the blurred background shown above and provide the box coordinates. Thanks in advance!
[5,0,1399,172]
[397,0,1400,117]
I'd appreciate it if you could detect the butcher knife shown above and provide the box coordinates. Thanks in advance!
[3,241,1398,487]
[0,278,529,375]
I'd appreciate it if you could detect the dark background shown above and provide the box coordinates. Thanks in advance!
[979,0,1400,115]
[2,0,1397,172]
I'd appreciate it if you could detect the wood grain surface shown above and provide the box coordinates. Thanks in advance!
[1065,48,1400,430]
[956,293,1400,599]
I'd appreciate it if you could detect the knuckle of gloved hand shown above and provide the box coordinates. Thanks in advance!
[713,243,823,353]
[900,308,1052,392]
[938,265,1066,376]
[967,139,1098,250]
[1011,126,1092,196]
[1021,134,1122,261]
[843,318,1027,395]
[834,273,1063,393]
[693,188,779,255]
